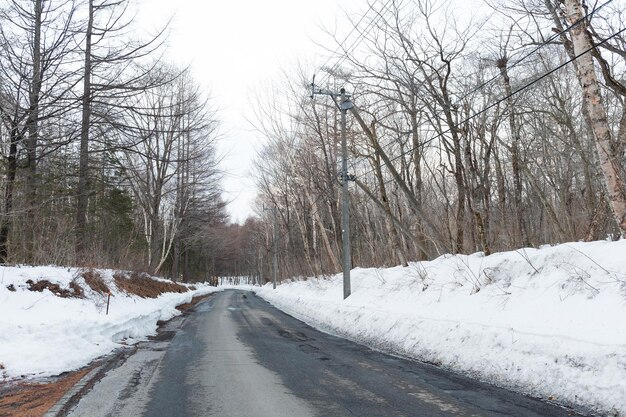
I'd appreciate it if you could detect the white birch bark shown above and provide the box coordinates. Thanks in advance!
[564,0,626,236]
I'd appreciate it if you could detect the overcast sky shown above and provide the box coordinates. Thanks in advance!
[137,0,363,223]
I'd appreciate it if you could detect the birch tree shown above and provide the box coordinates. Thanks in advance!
[562,0,626,236]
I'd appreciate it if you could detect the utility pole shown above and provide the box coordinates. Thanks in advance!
[272,208,278,290]
[264,205,278,289]
[311,81,354,299]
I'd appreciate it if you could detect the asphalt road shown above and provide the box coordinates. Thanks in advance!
[66,290,582,417]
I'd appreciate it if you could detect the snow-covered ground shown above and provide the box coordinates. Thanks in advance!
[0,266,219,379]
[253,239,626,416]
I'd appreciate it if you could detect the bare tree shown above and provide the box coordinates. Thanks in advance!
[120,66,219,274]
[0,0,79,262]
[75,0,168,261]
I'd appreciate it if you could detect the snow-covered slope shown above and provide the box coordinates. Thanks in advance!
[255,239,626,415]
[0,266,219,379]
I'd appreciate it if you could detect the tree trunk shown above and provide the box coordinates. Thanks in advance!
[350,107,446,248]
[76,0,94,261]
[409,110,429,260]
[497,57,530,247]
[372,149,408,267]
[183,247,190,282]
[0,122,20,263]
[24,0,43,261]
[172,228,180,281]
[564,0,626,236]
[304,188,341,273]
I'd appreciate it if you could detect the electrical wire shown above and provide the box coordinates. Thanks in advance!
[367,25,626,191]
[262,3,624,268]
[444,0,614,111]
[319,0,613,108]
[312,0,615,184]
[264,24,626,264]
[354,0,619,180]
[315,0,396,89]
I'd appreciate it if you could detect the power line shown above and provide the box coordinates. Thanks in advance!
[320,0,613,112]
[444,0,615,109]
[265,24,626,260]
[314,0,616,183]
[315,0,396,89]
[362,25,626,187]
[407,0,613,133]
[314,3,377,74]
[260,3,624,278]
[352,1,619,181]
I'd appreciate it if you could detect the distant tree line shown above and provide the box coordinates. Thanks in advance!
[0,0,229,281]
[249,0,626,282]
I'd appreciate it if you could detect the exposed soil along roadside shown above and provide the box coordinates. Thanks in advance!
[174,294,209,313]
[0,367,93,417]
[0,294,212,417]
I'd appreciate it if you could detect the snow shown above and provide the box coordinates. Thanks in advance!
[0,266,220,379]
[253,240,626,415]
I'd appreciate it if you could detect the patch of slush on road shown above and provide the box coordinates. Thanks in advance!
[246,239,626,416]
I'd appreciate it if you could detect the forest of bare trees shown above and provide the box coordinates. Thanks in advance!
[249,0,626,282]
[1,0,623,285]
[0,0,229,280]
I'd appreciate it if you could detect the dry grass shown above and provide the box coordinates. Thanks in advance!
[80,270,110,294]
[26,280,83,298]
[69,281,84,298]
[0,367,91,417]
[113,271,188,298]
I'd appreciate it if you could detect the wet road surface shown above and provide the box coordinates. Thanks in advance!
[67,290,582,417]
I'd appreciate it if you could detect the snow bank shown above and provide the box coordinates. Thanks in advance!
[255,240,626,415]
[0,266,219,379]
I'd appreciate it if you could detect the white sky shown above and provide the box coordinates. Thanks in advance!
[137,0,363,223]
